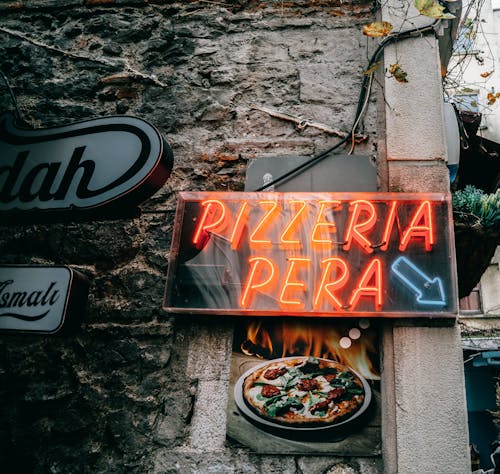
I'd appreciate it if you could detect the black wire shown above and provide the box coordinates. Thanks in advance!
[253,20,439,192]
[253,135,351,192]
[0,70,26,125]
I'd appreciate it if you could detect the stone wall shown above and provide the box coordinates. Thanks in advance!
[0,1,381,472]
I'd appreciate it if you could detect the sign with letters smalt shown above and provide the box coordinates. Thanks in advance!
[0,113,173,222]
[0,266,89,333]
[164,192,458,317]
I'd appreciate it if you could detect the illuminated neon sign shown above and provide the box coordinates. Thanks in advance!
[164,192,458,317]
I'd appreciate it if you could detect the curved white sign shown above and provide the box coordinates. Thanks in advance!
[0,113,173,221]
[0,266,89,334]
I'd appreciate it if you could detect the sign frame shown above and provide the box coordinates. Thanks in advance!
[164,192,458,318]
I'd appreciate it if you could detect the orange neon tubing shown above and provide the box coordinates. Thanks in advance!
[249,200,281,248]
[240,256,278,308]
[279,257,311,308]
[192,199,228,246]
[313,257,349,310]
[343,200,377,254]
[348,258,383,311]
[311,200,341,247]
[229,201,250,250]
[280,200,307,248]
[399,200,435,252]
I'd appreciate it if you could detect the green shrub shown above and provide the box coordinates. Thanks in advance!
[452,185,500,232]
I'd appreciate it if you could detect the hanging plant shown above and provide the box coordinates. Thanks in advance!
[453,185,500,231]
[452,186,500,298]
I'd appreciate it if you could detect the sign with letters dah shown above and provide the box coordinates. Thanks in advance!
[0,113,173,223]
[164,192,458,317]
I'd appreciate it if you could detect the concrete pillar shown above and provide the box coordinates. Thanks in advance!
[379,3,471,473]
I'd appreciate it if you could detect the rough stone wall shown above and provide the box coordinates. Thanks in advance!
[0,1,380,472]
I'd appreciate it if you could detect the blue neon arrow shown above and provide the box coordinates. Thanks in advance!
[391,256,446,306]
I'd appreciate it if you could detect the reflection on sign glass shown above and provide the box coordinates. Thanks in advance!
[164,192,457,317]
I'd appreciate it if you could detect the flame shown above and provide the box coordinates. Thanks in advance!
[241,320,274,359]
[240,320,380,380]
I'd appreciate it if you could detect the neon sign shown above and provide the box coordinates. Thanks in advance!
[164,192,458,317]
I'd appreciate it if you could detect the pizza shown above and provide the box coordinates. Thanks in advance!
[242,356,366,426]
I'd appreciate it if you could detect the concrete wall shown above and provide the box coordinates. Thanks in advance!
[0,1,383,473]
[380,2,471,473]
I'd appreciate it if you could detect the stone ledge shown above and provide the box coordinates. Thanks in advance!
[460,317,500,336]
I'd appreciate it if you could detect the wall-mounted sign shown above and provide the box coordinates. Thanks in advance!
[164,192,458,317]
[0,113,173,222]
[0,265,89,334]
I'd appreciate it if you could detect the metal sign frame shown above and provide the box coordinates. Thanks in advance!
[164,192,458,318]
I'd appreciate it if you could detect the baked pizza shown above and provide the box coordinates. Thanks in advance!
[242,356,366,426]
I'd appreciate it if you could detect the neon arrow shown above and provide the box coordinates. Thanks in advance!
[391,256,446,306]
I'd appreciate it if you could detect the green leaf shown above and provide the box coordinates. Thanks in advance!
[347,386,365,395]
[265,396,303,417]
[337,371,355,380]
[414,0,455,19]
[463,17,474,28]
[263,394,285,405]
[313,390,331,396]
[452,186,500,230]
[307,393,325,407]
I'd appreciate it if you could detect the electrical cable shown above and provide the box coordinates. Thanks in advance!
[349,72,374,155]
[253,19,440,192]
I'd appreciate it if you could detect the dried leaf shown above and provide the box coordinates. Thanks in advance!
[481,71,494,78]
[487,92,496,105]
[466,30,476,40]
[362,21,393,37]
[389,63,408,83]
[363,61,382,75]
[496,92,500,98]
[462,87,475,93]
[414,0,455,19]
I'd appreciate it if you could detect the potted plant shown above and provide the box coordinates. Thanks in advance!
[452,186,500,298]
